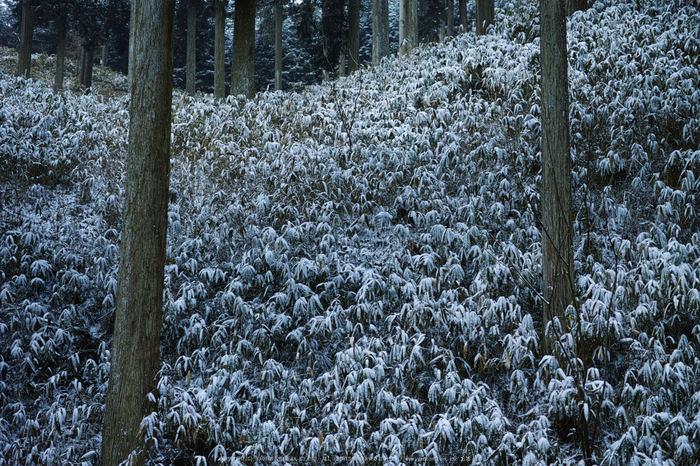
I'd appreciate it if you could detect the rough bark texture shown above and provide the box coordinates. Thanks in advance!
[446,0,454,37]
[100,0,175,464]
[274,0,283,91]
[399,0,417,56]
[16,2,34,78]
[476,0,494,35]
[53,18,67,92]
[458,0,467,32]
[372,0,389,65]
[348,0,360,73]
[230,0,256,98]
[186,0,197,96]
[540,0,574,355]
[214,0,226,99]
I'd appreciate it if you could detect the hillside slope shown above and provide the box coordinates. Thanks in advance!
[1,1,699,465]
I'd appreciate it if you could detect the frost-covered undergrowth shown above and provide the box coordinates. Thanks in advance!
[1,1,699,465]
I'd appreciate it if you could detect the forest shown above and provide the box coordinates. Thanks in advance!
[1,0,700,465]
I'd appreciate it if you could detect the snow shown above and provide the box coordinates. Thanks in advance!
[1,0,700,465]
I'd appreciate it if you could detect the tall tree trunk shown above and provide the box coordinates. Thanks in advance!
[371,0,388,65]
[102,44,108,66]
[540,0,573,355]
[230,0,256,98]
[458,0,467,32]
[446,0,454,37]
[214,0,226,99]
[54,17,68,92]
[348,0,359,73]
[16,2,34,78]
[338,52,345,77]
[399,0,417,55]
[100,0,175,464]
[82,46,95,89]
[274,0,283,91]
[476,0,494,35]
[186,0,197,96]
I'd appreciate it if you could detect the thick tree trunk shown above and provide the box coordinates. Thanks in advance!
[476,0,494,35]
[100,0,175,464]
[458,0,467,33]
[53,19,67,92]
[399,0,417,56]
[230,0,256,98]
[214,0,226,99]
[540,0,574,355]
[274,0,283,91]
[348,0,360,73]
[446,0,454,37]
[371,0,388,65]
[16,2,34,78]
[186,0,197,96]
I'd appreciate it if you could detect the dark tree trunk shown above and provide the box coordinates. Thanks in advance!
[16,2,34,78]
[54,16,68,92]
[540,0,574,355]
[566,0,588,16]
[214,0,226,98]
[476,0,494,35]
[100,0,175,464]
[274,0,283,90]
[186,0,197,95]
[82,46,95,89]
[458,0,467,32]
[446,0,454,37]
[348,0,359,73]
[371,0,389,65]
[102,44,108,66]
[230,0,256,98]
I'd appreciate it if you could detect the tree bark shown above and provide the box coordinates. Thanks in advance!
[399,0,417,56]
[16,2,34,78]
[54,16,68,92]
[100,0,175,464]
[82,46,95,89]
[371,0,388,65]
[102,44,108,66]
[348,0,359,73]
[476,0,494,35]
[214,0,226,99]
[446,0,454,37]
[274,0,283,91]
[565,0,588,16]
[230,0,256,98]
[186,0,197,96]
[458,0,467,33]
[540,0,573,355]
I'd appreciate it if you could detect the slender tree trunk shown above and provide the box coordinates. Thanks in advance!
[186,0,197,95]
[446,0,454,37]
[338,52,345,77]
[54,18,67,92]
[82,47,95,89]
[348,0,359,73]
[476,0,494,35]
[540,0,573,355]
[102,44,108,66]
[214,0,226,99]
[371,0,388,65]
[230,0,256,98]
[16,2,34,78]
[274,0,283,91]
[100,0,175,464]
[458,0,467,33]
